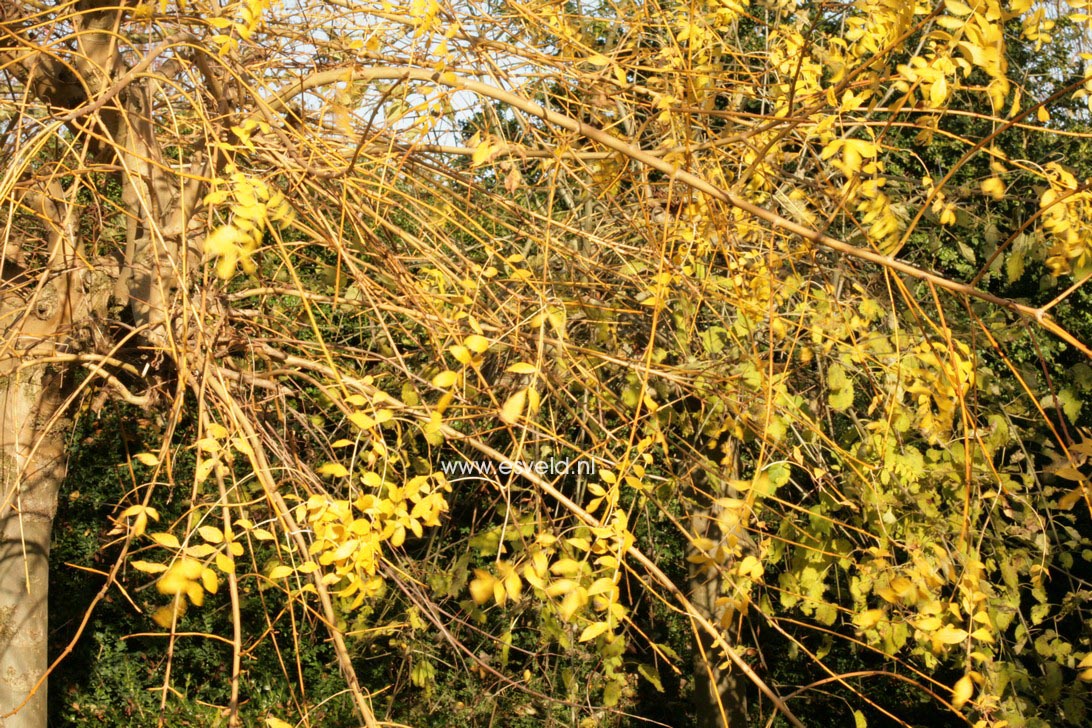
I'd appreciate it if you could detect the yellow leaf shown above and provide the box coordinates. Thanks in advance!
[586,577,616,597]
[507,362,537,375]
[500,389,527,424]
[198,525,224,544]
[1037,105,1050,122]
[215,552,236,574]
[944,0,973,15]
[184,544,217,558]
[939,204,958,226]
[737,555,764,580]
[854,609,887,629]
[332,538,360,561]
[131,560,168,574]
[193,459,213,485]
[317,462,349,477]
[558,587,589,621]
[587,53,611,66]
[471,139,501,168]
[215,250,239,279]
[1058,487,1083,510]
[915,616,943,632]
[131,512,149,538]
[201,423,227,440]
[448,345,472,364]
[348,411,377,430]
[930,76,949,107]
[432,370,459,388]
[545,578,578,597]
[579,621,611,642]
[150,532,181,549]
[503,568,522,602]
[203,225,248,256]
[268,564,294,580]
[157,570,189,597]
[152,604,180,629]
[951,673,974,710]
[231,436,253,455]
[463,334,490,353]
[134,452,159,467]
[201,567,220,594]
[469,569,495,604]
[234,200,266,223]
[981,177,1005,200]
[935,626,969,644]
[1080,654,1092,681]
[121,505,154,520]
[178,558,203,579]
[204,189,229,205]
[549,558,582,577]
[566,537,592,552]
[510,268,534,281]
[266,718,294,728]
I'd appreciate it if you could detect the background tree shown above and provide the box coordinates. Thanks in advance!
[2,1,1092,727]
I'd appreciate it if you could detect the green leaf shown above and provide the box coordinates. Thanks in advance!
[637,663,664,692]
[1059,389,1082,424]
[602,679,622,707]
[827,363,854,411]
[699,326,728,354]
[1006,250,1026,283]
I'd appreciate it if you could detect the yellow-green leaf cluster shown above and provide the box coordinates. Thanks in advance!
[203,165,291,279]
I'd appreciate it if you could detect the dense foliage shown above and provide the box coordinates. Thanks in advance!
[3,1,1092,727]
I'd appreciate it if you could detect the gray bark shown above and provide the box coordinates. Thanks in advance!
[0,368,65,728]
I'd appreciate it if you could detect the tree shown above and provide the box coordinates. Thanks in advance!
[3,1,1092,726]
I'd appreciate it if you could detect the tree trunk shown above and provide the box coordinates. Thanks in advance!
[0,5,209,725]
[0,367,66,728]
[689,440,751,728]
[690,507,751,728]
[0,232,112,728]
